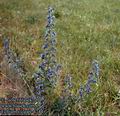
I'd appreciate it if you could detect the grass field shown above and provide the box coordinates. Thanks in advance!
[0,0,120,115]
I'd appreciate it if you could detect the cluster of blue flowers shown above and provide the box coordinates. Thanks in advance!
[33,71,45,113]
[3,38,25,77]
[2,6,101,115]
[40,6,61,85]
[79,60,100,98]
[33,7,100,114]
[33,6,61,114]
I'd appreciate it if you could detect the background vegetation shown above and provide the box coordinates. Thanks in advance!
[0,0,120,115]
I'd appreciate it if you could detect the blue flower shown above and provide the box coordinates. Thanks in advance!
[92,60,100,78]
[87,72,97,84]
[39,62,46,69]
[85,82,91,94]
[3,38,9,50]
[46,68,55,78]
[50,39,56,45]
[48,7,54,14]
[35,84,44,90]
[40,53,45,59]
[42,43,49,49]
[79,85,84,97]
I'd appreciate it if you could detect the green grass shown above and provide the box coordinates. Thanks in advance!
[0,0,120,115]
